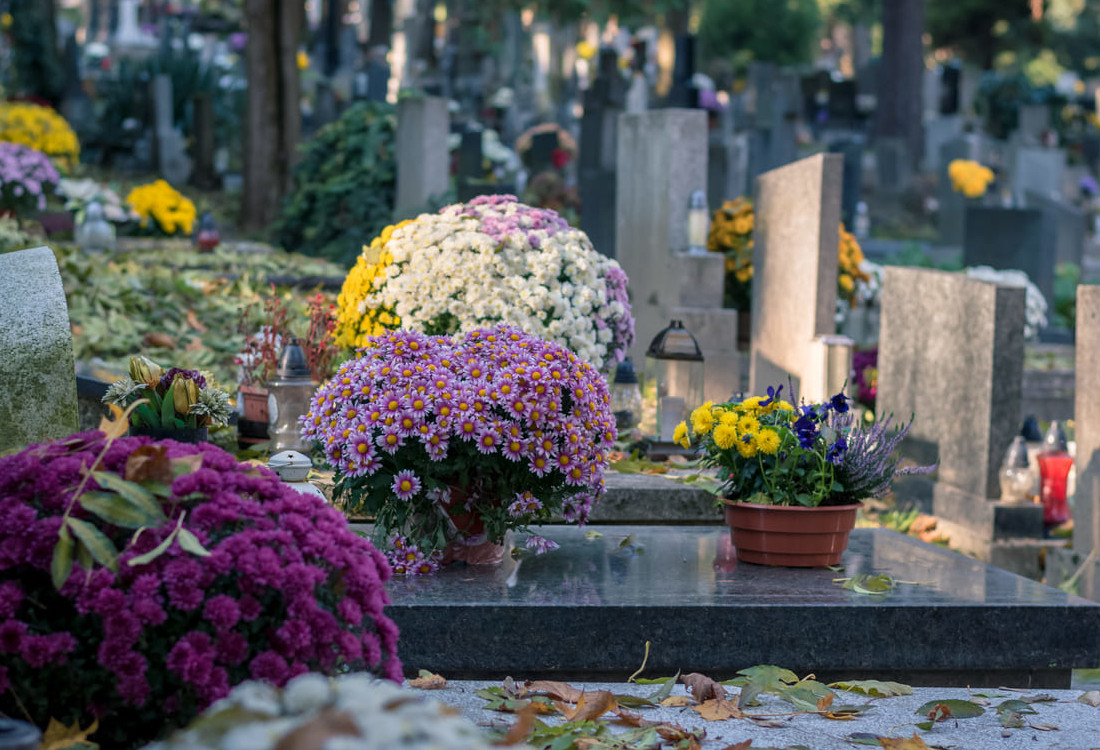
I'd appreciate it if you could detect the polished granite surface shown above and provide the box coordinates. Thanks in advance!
[386,526,1100,685]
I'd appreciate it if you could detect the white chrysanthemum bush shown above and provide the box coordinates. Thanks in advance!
[334,195,634,372]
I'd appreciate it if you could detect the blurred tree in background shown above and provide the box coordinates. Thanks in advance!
[699,0,822,68]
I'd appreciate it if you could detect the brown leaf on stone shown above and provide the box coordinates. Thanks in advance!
[1079,690,1100,706]
[143,331,177,350]
[661,695,694,707]
[408,671,447,689]
[682,672,727,703]
[655,724,704,743]
[554,690,618,722]
[612,708,647,727]
[1020,694,1057,703]
[745,716,787,728]
[495,703,538,746]
[1027,722,1060,731]
[720,742,752,750]
[817,693,835,712]
[878,735,932,750]
[522,680,584,703]
[272,710,360,750]
[926,703,952,723]
[692,699,743,722]
[125,444,173,484]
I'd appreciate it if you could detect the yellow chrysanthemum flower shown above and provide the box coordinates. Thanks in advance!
[672,421,690,449]
[691,403,715,435]
[713,424,739,451]
[737,414,760,434]
[125,180,196,236]
[334,219,419,348]
[735,435,758,458]
[756,428,780,455]
[718,410,740,427]
[0,102,80,169]
[948,159,994,199]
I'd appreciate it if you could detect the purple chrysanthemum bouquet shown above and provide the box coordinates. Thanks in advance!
[0,432,401,748]
[301,324,617,573]
[0,142,59,215]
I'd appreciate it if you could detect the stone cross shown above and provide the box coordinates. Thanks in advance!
[394,96,450,217]
[152,74,191,186]
[748,153,850,404]
[0,247,79,453]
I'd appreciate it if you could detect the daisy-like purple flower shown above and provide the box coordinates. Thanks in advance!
[476,427,499,455]
[377,428,405,454]
[525,535,560,554]
[391,470,421,501]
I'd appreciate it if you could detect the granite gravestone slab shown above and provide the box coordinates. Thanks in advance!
[0,247,79,453]
[1025,189,1086,268]
[828,138,862,227]
[615,109,708,366]
[386,525,1100,687]
[1017,104,1050,145]
[962,206,1053,310]
[875,136,910,195]
[1049,287,1100,599]
[938,135,984,246]
[1011,147,1065,202]
[394,96,450,217]
[922,114,963,172]
[579,49,626,258]
[749,153,848,403]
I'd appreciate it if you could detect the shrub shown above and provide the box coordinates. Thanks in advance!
[0,432,400,748]
[275,103,397,266]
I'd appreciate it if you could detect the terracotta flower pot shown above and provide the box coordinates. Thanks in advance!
[723,500,860,567]
[437,486,505,566]
[237,385,270,441]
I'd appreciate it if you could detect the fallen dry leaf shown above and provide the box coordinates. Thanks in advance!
[612,708,647,727]
[662,695,694,707]
[1020,694,1057,703]
[1079,690,1100,707]
[41,718,99,750]
[273,710,360,750]
[98,403,131,441]
[1028,722,1060,731]
[655,724,704,743]
[185,309,208,333]
[720,742,752,750]
[143,331,177,350]
[925,704,952,723]
[522,680,584,703]
[878,734,932,750]
[745,716,787,728]
[682,672,727,703]
[124,444,173,484]
[692,699,743,722]
[408,671,447,690]
[910,515,937,534]
[817,693,835,712]
[642,466,669,475]
[496,703,538,746]
[555,690,618,722]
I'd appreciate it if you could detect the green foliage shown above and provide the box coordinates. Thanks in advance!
[925,0,1034,68]
[274,102,398,266]
[699,0,822,68]
[5,0,64,105]
[1053,262,1081,329]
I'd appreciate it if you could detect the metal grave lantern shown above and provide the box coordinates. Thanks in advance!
[267,338,316,453]
[641,320,704,449]
[609,357,644,433]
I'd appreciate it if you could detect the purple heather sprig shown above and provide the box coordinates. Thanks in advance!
[830,411,936,501]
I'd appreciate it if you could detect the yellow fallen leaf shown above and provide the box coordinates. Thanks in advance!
[691,698,743,721]
[98,403,131,441]
[41,717,98,750]
[878,734,932,750]
[661,695,694,707]
[554,690,618,722]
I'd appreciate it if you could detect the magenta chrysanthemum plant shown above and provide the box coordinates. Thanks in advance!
[301,324,617,573]
[0,432,401,749]
[0,141,59,214]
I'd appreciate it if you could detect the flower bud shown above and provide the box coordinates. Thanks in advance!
[172,375,201,415]
[129,355,164,387]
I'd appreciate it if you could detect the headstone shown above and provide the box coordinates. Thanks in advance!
[963,206,1053,309]
[152,75,191,185]
[666,35,696,109]
[1082,135,1100,173]
[1017,104,1050,145]
[922,115,963,173]
[191,93,218,190]
[1012,147,1065,202]
[749,153,850,403]
[938,135,984,246]
[615,109,708,365]
[314,79,338,129]
[877,137,911,194]
[394,96,450,217]
[827,79,857,127]
[527,131,559,174]
[707,132,749,212]
[939,64,959,115]
[1065,287,1100,598]
[1025,190,1086,269]
[828,138,863,227]
[0,247,79,453]
[876,267,1039,565]
[579,48,627,258]
[746,64,799,184]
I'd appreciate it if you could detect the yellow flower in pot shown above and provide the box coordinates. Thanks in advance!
[675,386,934,567]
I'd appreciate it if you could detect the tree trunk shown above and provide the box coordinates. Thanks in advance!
[242,0,302,232]
[877,0,924,169]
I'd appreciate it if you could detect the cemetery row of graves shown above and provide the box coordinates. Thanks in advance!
[4,6,1100,746]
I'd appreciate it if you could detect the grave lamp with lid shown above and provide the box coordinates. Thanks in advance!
[609,357,643,433]
[640,320,704,449]
[686,189,710,255]
[267,338,316,454]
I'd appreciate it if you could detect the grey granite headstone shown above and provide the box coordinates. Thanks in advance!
[828,138,862,227]
[579,49,626,258]
[749,153,846,403]
[877,267,1025,501]
[875,136,910,195]
[1011,147,1065,201]
[0,247,79,452]
[1025,190,1086,269]
[963,206,1052,309]
[922,115,963,172]
[938,135,984,246]
[1055,287,1100,599]
[1017,104,1050,145]
[615,109,708,365]
[394,96,450,217]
